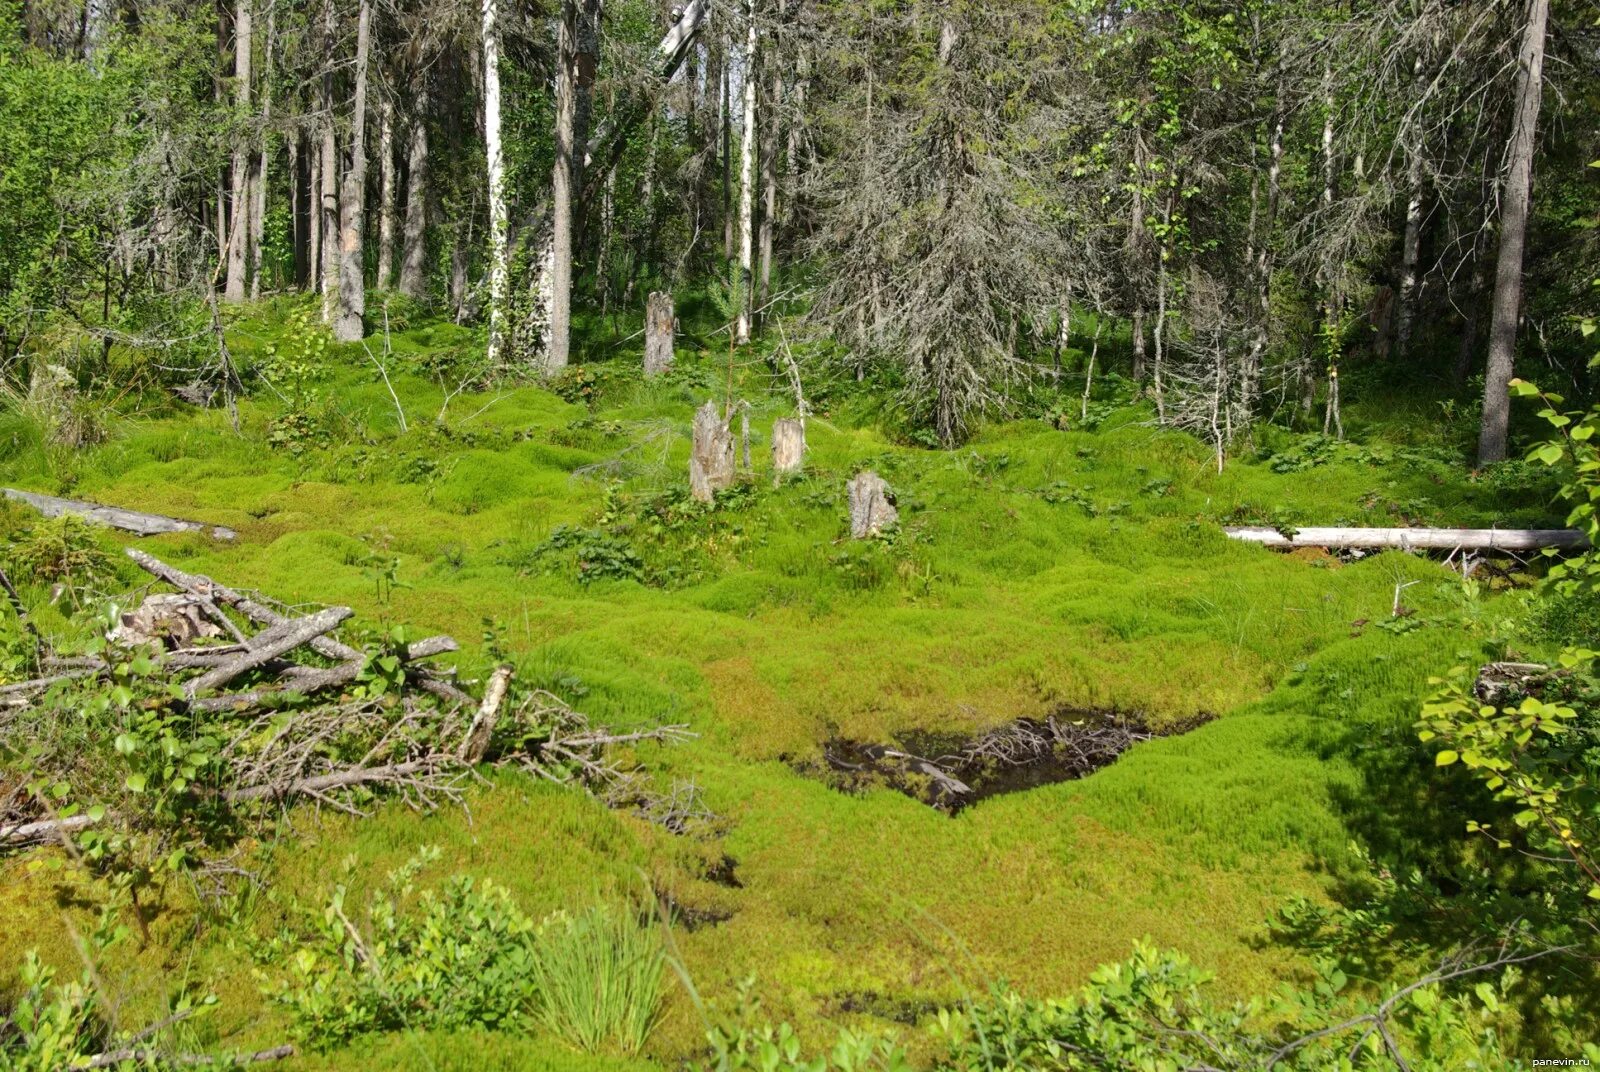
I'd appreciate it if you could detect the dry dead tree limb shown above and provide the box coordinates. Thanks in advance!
[224,758,456,804]
[0,670,100,696]
[85,1043,294,1068]
[3,487,238,541]
[126,549,467,702]
[0,814,96,847]
[188,637,459,714]
[458,664,513,763]
[1224,525,1588,552]
[125,549,364,663]
[184,606,353,697]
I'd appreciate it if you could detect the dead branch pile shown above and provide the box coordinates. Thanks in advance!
[0,551,693,852]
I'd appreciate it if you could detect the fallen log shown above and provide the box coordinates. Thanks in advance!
[0,814,95,847]
[126,549,473,706]
[458,665,513,763]
[4,487,237,540]
[189,637,458,713]
[184,607,352,697]
[1223,526,1589,553]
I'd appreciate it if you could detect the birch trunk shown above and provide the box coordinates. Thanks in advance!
[482,0,509,363]
[307,135,321,292]
[734,0,758,345]
[1478,0,1548,465]
[223,0,252,303]
[757,46,779,319]
[398,103,430,299]
[248,4,274,300]
[1244,65,1283,411]
[546,0,601,373]
[318,0,338,323]
[722,42,733,262]
[289,134,304,287]
[376,97,395,289]
[1393,51,1427,360]
[332,0,370,343]
[1129,131,1147,382]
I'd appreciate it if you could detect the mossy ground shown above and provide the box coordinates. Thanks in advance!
[0,297,1570,1068]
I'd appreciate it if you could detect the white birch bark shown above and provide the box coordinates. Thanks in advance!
[376,96,395,290]
[318,0,339,323]
[734,0,758,345]
[482,0,509,364]
[223,0,252,303]
[333,0,370,342]
[248,4,274,300]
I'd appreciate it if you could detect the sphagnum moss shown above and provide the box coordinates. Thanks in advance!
[0,309,1560,1069]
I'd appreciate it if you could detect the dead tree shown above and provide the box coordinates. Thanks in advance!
[644,291,675,377]
[771,417,805,478]
[847,471,898,538]
[689,401,736,501]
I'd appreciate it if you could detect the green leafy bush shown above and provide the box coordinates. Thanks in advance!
[261,849,541,1048]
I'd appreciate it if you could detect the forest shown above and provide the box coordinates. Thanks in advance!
[1,0,1599,1068]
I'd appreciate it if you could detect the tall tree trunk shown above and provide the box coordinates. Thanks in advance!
[1129,130,1147,382]
[376,97,395,289]
[398,100,430,300]
[1393,50,1427,360]
[333,0,371,342]
[223,0,252,302]
[721,43,732,262]
[482,0,509,362]
[733,0,758,345]
[1454,228,1490,387]
[546,0,601,372]
[318,0,339,323]
[248,4,275,300]
[1478,0,1548,465]
[1244,63,1283,412]
[307,134,321,291]
[757,37,779,321]
[290,133,305,288]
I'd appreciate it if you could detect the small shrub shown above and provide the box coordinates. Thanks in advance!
[260,850,541,1048]
[2,514,115,590]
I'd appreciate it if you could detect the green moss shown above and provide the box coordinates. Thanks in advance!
[0,311,1570,1068]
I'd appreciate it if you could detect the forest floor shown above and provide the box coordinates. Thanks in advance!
[0,297,1583,1069]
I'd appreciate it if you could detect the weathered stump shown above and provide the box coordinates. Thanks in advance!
[644,291,675,378]
[772,418,806,479]
[689,401,736,502]
[847,470,898,538]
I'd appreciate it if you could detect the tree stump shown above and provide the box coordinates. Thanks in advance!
[772,418,805,479]
[644,291,675,377]
[847,471,898,538]
[689,401,736,502]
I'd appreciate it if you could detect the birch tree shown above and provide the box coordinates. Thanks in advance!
[734,0,758,345]
[333,0,371,342]
[222,0,251,302]
[481,0,508,364]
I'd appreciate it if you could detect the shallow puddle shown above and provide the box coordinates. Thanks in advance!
[814,709,1211,814]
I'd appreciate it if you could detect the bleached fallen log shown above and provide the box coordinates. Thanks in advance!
[4,488,237,540]
[458,664,513,763]
[126,548,474,707]
[1223,526,1589,553]
[184,606,353,697]
[0,814,95,847]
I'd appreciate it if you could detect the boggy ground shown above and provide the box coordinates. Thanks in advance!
[0,299,1574,1068]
